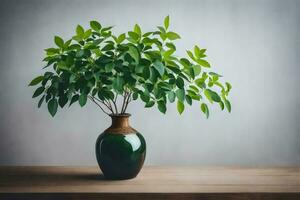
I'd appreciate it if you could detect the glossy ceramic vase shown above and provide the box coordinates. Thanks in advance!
[95,114,146,180]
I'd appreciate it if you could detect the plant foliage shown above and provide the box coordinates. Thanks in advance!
[29,16,232,118]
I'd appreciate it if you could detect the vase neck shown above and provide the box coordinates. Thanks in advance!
[104,114,136,134]
[110,114,130,128]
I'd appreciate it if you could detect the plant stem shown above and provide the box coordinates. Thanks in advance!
[122,92,132,114]
[112,94,118,114]
[120,92,128,114]
[106,100,114,114]
[91,96,114,114]
[88,96,110,115]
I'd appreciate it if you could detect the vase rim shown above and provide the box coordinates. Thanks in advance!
[109,113,131,117]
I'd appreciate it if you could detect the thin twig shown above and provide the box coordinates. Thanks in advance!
[107,100,114,114]
[122,92,132,114]
[88,96,110,115]
[112,94,118,114]
[93,96,114,113]
[121,92,128,114]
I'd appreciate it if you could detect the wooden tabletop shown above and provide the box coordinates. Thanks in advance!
[1,166,300,199]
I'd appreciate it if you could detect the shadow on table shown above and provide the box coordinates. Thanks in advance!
[0,167,132,186]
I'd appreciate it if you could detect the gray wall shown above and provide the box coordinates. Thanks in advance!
[0,0,299,166]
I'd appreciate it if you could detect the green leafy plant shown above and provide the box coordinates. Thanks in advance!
[29,16,232,118]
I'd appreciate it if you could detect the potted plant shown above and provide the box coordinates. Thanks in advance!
[29,16,232,179]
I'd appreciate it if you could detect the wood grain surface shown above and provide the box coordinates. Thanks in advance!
[1,166,300,199]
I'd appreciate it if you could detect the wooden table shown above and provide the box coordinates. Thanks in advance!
[0,166,300,199]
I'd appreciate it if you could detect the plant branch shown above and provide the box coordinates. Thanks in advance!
[92,96,114,113]
[88,96,110,115]
[122,92,132,114]
[106,100,114,114]
[112,94,118,114]
[121,92,128,114]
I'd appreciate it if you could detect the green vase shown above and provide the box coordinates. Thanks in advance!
[95,114,146,180]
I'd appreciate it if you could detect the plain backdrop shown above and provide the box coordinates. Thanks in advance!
[0,0,299,166]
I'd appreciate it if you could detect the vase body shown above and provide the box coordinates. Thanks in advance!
[95,114,146,180]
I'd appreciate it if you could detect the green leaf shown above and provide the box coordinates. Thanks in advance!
[204,89,221,103]
[153,60,165,76]
[226,82,232,93]
[79,93,87,107]
[105,90,115,100]
[189,67,196,80]
[166,32,180,40]
[157,26,166,34]
[189,93,201,101]
[76,25,84,36]
[90,20,101,31]
[101,26,113,33]
[117,33,126,43]
[180,58,191,68]
[167,91,176,103]
[175,88,185,102]
[69,74,77,83]
[142,66,150,80]
[134,24,141,35]
[93,39,104,46]
[164,15,169,29]
[143,32,153,37]
[45,48,60,55]
[29,76,44,86]
[101,44,114,51]
[163,49,175,58]
[214,81,225,93]
[83,29,92,39]
[166,42,176,50]
[145,101,155,108]
[97,91,105,100]
[197,59,211,68]
[140,92,150,103]
[32,86,45,98]
[176,77,184,89]
[54,36,64,48]
[145,84,154,92]
[132,92,139,100]
[187,50,195,61]
[69,94,79,106]
[209,72,222,77]
[185,95,192,105]
[76,50,85,58]
[177,100,184,114]
[194,45,201,58]
[38,95,45,108]
[150,67,158,82]
[195,77,206,89]
[225,99,231,112]
[48,98,58,117]
[128,31,140,41]
[105,63,114,72]
[58,95,68,108]
[64,39,72,48]
[45,93,51,102]
[219,101,224,110]
[201,103,209,118]
[135,64,144,74]
[204,89,212,103]
[128,46,140,63]
[189,85,199,93]
[193,65,201,76]
[113,76,124,92]
[210,90,221,102]
[157,101,166,114]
